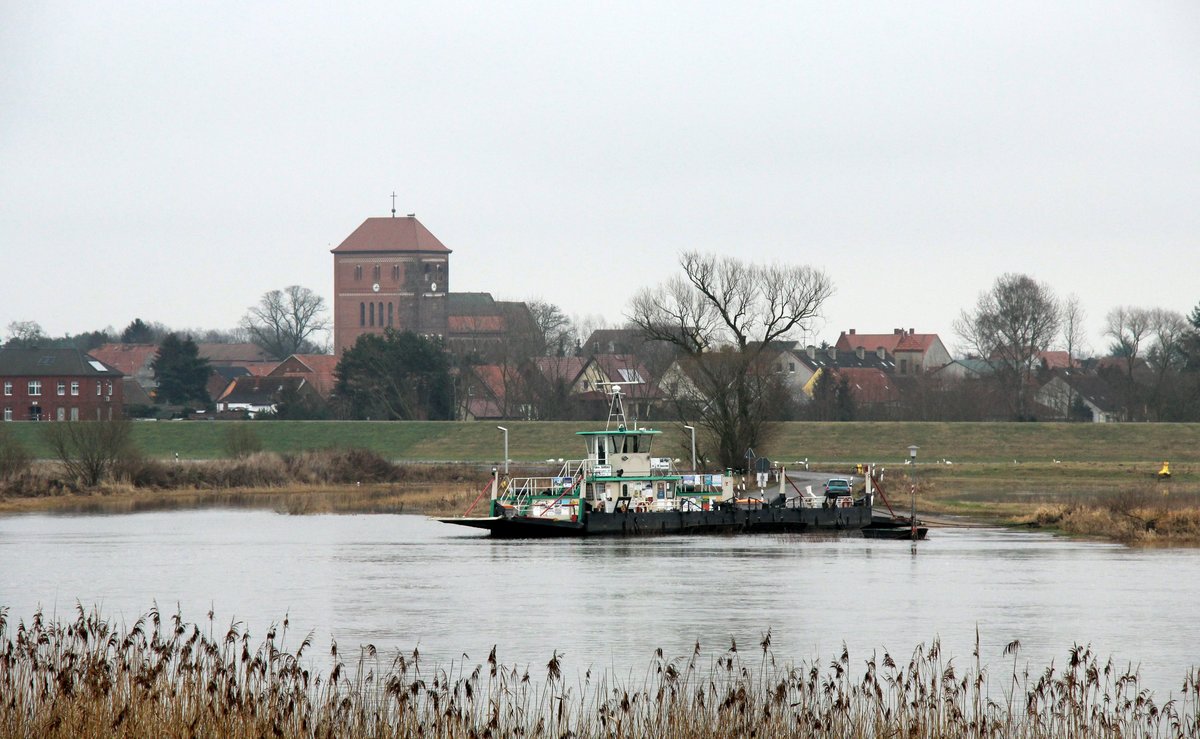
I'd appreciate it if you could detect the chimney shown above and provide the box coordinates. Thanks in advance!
[806,345,816,359]
[827,346,837,361]
[848,328,855,335]
[855,346,865,360]
[909,328,915,335]
[893,328,902,335]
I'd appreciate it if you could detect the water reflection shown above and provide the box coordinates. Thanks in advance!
[0,510,1196,697]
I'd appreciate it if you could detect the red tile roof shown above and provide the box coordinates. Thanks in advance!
[835,367,900,404]
[449,315,506,333]
[532,356,586,384]
[1038,351,1077,370]
[330,216,451,254]
[269,354,340,396]
[837,330,938,354]
[88,343,158,376]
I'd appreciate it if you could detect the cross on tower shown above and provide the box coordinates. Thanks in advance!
[390,191,397,217]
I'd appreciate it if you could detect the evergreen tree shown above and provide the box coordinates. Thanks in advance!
[334,330,453,420]
[152,334,211,407]
[121,318,157,344]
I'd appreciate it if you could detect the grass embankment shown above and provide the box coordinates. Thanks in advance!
[3,606,1198,738]
[4,420,1200,464]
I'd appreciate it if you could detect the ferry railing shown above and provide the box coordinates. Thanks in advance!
[499,471,584,519]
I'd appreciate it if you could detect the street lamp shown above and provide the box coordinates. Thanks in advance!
[907,445,919,540]
[497,426,509,474]
[683,425,697,473]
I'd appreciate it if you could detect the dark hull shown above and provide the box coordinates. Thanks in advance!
[862,525,929,540]
[441,504,873,538]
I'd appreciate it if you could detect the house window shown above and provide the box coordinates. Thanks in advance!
[900,359,908,374]
[28,380,41,396]
[105,382,113,396]
[71,382,79,396]
[3,381,10,396]
[56,407,65,421]
[96,381,102,396]
[57,382,66,396]
[354,265,363,280]
[70,407,78,421]
[789,362,796,373]
[3,408,11,422]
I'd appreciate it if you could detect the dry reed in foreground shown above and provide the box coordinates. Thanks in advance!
[2,606,1198,738]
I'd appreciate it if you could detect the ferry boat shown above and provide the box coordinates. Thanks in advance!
[439,385,874,538]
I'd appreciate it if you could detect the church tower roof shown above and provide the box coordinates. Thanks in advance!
[330,216,452,254]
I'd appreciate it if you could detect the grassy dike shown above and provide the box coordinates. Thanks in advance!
[5,419,1200,464]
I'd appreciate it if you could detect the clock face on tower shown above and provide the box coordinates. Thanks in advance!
[372,283,380,293]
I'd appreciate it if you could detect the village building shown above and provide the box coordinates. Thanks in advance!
[0,347,124,421]
[835,328,951,376]
[331,214,451,354]
[89,343,159,394]
[215,376,317,418]
[330,214,533,357]
[268,354,340,398]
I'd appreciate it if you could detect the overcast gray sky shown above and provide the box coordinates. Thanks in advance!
[3,1,1197,355]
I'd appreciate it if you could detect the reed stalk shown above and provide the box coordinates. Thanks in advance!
[2,605,1197,737]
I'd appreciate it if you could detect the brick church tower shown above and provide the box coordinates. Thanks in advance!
[331,215,451,355]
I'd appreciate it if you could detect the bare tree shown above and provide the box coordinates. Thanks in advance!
[4,320,46,349]
[42,418,136,488]
[1059,294,1088,364]
[955,273,1061,420]
[629,252,832,469]
[1144,308,1189,419]
[1104,306,1153,376]
[527,299,577,357]
[241,286,330,360]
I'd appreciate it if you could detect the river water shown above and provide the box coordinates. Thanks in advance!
[1,510,1197,697]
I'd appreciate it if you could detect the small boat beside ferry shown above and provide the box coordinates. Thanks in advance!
[439,386,876,538]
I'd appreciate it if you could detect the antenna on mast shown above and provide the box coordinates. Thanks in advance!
[597,381,641,430]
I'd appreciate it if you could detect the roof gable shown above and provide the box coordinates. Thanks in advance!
[218,376,308,404]
[331,216,451,254]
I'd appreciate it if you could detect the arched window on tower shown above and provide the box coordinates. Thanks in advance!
[373,264,381,281]
[388,302,393,327]
[360,303,365,326]
[354,265,363,281]
[369,302,375,327]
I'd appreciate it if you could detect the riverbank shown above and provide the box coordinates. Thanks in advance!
[4,461,1198,545]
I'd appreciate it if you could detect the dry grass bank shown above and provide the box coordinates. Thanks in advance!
[2,606,1198,738]
[0,481,485,518]
[0,448,495,517]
